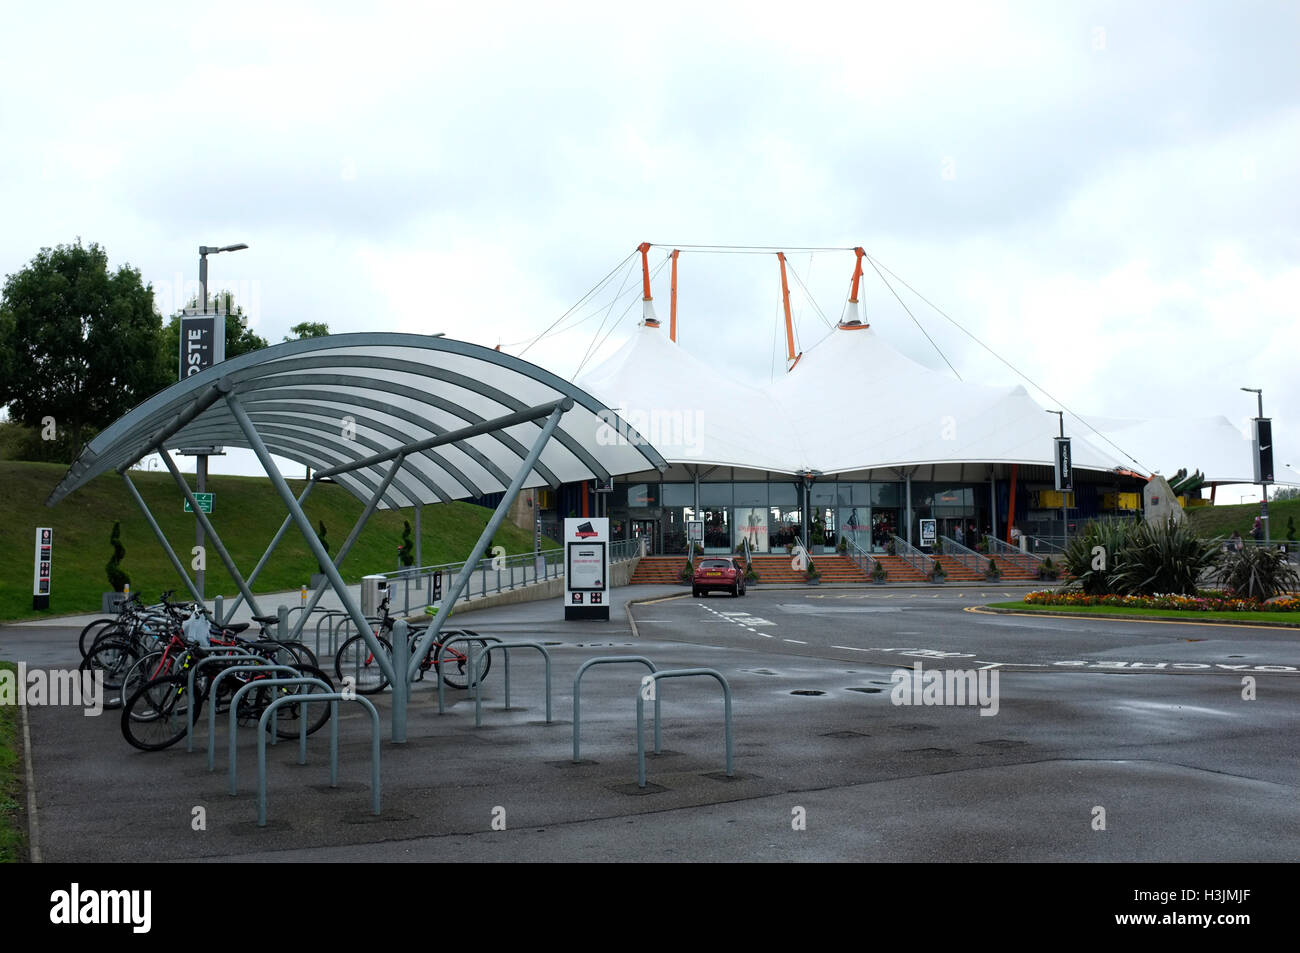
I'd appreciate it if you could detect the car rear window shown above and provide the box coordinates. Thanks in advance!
[700,559,733,568]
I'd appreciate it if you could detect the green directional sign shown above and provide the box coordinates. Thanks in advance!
[184,493,214,514]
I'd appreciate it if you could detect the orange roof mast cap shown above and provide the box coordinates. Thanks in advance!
[637,242,660,328]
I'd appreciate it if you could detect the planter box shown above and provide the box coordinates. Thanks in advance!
[101,591,127,614]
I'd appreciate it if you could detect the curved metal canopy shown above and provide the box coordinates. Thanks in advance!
[47,332,668,507]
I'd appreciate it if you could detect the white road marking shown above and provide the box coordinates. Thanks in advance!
[784,639,807,644]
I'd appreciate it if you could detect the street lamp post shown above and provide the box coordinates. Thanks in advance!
[1241,387,1269,544]
[1046,410,1067,549]
[193,243,248,603]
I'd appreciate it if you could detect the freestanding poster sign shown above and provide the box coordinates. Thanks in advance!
[686,520,704,543]
[33,527,52,610]
[919,519,937,548]
[564,517,609,620]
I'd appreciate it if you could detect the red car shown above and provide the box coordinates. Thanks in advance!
[693,557,747,597]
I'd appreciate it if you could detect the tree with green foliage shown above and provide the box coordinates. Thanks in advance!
[0,241,170,461]
[284,321,330,342]
[105,521,130,592]
[157,291,268,382]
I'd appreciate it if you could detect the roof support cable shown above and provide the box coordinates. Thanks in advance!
[866,254,1148,472]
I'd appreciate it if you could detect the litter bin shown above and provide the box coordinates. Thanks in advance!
[361,574,388,616]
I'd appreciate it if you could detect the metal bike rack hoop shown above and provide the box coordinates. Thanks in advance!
[572,656,660,763]
[636,669,733,789]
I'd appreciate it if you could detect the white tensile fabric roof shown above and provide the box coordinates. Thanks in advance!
[49,333,667,509]
[577,320,1282,485]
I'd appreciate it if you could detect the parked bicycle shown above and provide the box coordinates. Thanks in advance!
[333,596,492,694]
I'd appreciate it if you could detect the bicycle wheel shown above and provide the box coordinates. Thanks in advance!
[434,632,492,690]
[78,617,120,658]
[267,665,335,739]
[121,674,201,751]
[334,634,392,694]
[119,650,186,714]
[81,637,140,702]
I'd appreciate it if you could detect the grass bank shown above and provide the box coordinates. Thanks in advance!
[0,662,24,863]
[0,461,557,622]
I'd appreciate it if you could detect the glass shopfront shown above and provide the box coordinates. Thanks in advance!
[606,476,1003,556]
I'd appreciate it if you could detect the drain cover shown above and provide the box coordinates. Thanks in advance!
[821,730,868,738]
[845,687,883,694]
[749,669,780,676]
[790,689,826,696]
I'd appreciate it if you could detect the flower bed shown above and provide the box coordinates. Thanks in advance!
[1023,591,1300,612]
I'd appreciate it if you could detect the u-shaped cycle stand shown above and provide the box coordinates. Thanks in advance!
[185,651,267,752]
[256,692,380,827]
[470,641,552,727]
[636,669,733,789]
[434,632,501,714]
[572,656,660,763]
[223,673,333,794]
[200,662,316,770]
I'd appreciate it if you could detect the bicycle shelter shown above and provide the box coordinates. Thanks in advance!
[46,332,667,741]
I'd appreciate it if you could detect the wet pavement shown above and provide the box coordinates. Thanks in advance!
[3,585,1297,862]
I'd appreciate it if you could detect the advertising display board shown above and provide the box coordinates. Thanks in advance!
[33,527,52,610]
[919,518,937,548]
[564,517,610,620]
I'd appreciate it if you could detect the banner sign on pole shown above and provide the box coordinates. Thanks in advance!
[178,311,225,381]
[33,527,52,610]
[687,520,704,543]
[1054,437,1073,491]
[1252,418,1274,485]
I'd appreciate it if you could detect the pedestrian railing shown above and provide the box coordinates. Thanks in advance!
[937,535,989,574]
[844,536,877,576]
[890,535,935,576]
[984,535,1043,563]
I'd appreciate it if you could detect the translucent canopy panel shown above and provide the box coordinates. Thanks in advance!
[48,333,667,508]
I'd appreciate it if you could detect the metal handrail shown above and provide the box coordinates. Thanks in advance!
[843,536,876,576]
[937,535,990,574]
[983,534,1043,563]
[1025,535,1067,555]
[890,535,935,576]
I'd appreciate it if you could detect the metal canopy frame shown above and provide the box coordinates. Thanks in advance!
[48,333,668,740]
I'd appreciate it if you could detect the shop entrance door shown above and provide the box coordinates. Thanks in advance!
[632,520,658,555]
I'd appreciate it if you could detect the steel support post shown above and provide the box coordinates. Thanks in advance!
[120,472,209,615]
[159,447,263,618]
[288,454,406,641]
[407,402,569,680]
[225,395,394,690]
[224,478,317,622]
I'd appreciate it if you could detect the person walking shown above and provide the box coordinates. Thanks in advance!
[1252,517,1264,542]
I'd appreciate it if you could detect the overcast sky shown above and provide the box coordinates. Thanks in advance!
[3,1,1297,492]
